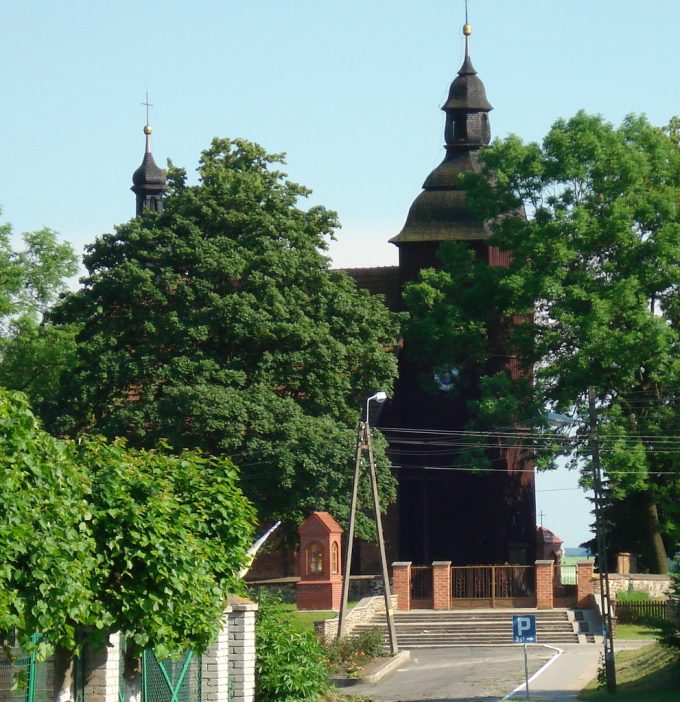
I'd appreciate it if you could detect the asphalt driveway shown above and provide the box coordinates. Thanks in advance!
[348,646,556,701]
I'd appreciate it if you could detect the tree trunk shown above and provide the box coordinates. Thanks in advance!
[642,490,668,574]
[123,641,143,702]
[53,646,74,702]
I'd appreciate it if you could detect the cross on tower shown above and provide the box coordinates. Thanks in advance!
[141,92,154,125]
[538,510,546,527]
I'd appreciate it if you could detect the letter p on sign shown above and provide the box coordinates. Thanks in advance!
[512,614,537,643]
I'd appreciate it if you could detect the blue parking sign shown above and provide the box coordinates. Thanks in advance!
[512,615,537,643]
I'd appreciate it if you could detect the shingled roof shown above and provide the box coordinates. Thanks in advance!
[343,266,401,309]
[390,25,491,245]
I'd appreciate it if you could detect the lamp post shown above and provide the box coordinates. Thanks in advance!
[337,391,398,654]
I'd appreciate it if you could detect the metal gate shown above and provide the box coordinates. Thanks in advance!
[119,648,202,702]
[0,634,55,702]
[451,565,535,608]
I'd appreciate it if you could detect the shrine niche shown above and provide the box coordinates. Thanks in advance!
[296,511,343,610]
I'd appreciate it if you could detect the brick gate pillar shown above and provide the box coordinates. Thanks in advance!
[228,598,258,702]
[392,562,412,611]
[535,560,554,609]
[577,561,596,608]
[82,632,121,702]
[432,561,451,610]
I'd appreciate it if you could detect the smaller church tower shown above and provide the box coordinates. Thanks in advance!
[131,120,168,216]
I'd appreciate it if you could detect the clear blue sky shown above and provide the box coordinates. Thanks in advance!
[2,0,679,548]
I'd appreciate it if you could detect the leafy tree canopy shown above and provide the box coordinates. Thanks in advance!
[404,112,680,571]
[49,138,400,536]
[0,214,80,410]
[0,387,254,699]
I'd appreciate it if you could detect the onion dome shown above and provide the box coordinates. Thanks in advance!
[131,124,168,216]
[391,22,492,245]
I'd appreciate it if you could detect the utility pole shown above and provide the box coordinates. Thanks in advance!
[338,393,398,654]
[588,386,617,694]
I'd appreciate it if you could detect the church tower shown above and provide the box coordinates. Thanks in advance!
[390,20,492,283]
[131,120,168,216]
[377,20,536,567]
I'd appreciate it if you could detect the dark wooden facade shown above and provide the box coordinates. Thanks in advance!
[347,26,536,568]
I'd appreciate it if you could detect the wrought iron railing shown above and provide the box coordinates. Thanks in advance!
[410,566,433,600]
[451,565,534,599]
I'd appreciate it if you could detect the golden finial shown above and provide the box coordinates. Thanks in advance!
[144,125,153,135]
[463,23,472,36]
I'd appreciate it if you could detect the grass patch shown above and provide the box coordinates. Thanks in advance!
[615,623,664,640]
[319,693,373,702]
[578,643,680,701]
[277,602,359,634]
[277,603,339,633]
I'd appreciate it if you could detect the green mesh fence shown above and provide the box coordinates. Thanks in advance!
[0,635,54,702]
[118,645,202,702]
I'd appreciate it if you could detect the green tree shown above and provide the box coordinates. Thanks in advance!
[0,216,80,410]
[0,388,99,700]
[81,436,255,702]
[0,388,255,702]
[404,112,680,572]
[50,138,399,536]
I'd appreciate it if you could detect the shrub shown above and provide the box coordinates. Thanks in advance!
[254,596,329,702]
[324,629,387,677]
[616,589,652,602]
[660,554,680,654]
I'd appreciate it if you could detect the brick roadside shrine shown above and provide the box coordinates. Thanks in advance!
[296,511,343,610]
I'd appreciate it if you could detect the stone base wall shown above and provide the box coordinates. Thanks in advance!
[594,574,672,599]
[315,595,399,642]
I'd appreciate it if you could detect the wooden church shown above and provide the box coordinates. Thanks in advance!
[345,21,536,568]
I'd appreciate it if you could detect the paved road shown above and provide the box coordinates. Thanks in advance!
[348,646,557,701]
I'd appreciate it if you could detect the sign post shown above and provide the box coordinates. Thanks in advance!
[512,615,537,700]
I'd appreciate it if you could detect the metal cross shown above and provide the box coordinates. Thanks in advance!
[141,92,154,125]
[538,509,546,527]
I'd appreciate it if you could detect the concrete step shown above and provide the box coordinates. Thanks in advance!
[350,608,586,648]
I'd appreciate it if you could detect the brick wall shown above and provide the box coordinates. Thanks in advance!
[432,562,451,610]
[535,560,554,609]
[296,578,343,610]
[83,632,120,702]
[228,601,258,702]
[202,612,230,702]
[392,562,411,611]
[576,561,595,608]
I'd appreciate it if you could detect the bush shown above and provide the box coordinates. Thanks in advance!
[254,596,330,702]
[324,629,386,677]
[660,554,680,654]
[616,589,652,602]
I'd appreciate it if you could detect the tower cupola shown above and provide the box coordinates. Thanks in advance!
[131,118,168,217]
[390,21,492,246]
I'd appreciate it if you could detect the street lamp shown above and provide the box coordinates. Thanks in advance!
[338,391,398,654]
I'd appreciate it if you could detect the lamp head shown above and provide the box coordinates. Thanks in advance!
[368,391,388,404]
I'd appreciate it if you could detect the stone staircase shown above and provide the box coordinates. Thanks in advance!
[353,608,595,647]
